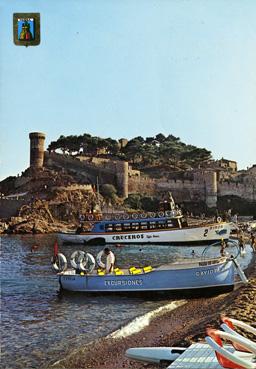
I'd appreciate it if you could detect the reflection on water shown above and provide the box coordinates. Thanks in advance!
[0,235,253,369]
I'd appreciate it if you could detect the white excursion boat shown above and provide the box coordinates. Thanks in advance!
[58,211,232,245]
[125,317,256,368]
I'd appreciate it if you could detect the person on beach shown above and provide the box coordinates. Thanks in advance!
[76,224,84,234]
[233,213,238,224]
[238,231,245,252]
[220,239,226,257]
[104,247,115,273]
[215,209,219,222]
[250,233,256,252]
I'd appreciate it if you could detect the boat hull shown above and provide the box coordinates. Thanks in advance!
[58,222,231,245]
[59,260,235,293]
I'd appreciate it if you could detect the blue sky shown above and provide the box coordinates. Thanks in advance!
[0,0,256,180]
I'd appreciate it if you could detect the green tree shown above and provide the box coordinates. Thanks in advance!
[122,138,144,163]
[181,148,211,165]
[124,194,142,209]
[140,196,159,211]
[155,133,166,143]
[100,184,118,205]
[141,144,158,166]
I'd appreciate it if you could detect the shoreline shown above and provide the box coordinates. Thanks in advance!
[47,252,256,369]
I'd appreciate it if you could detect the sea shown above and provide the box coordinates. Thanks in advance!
[0,234,253,369]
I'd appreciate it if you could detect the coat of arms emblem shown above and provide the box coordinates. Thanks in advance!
[13,13,40,46]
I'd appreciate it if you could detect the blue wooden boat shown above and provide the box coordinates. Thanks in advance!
[56,255,246,293]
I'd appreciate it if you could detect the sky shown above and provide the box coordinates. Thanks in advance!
[0,0,256,180]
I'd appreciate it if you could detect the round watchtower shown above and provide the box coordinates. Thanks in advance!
[116,161,129,198]
[204,171,217,208]
[29,132,46,168]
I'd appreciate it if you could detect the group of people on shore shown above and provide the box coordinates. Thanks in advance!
[249,232,256,252]
[219,230,256,257]
[238,230,256,252]
[99,229,256,274]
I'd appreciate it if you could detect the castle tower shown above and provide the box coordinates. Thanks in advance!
[204,171,217,208]
[29,132,46,168]
[116,161,129,198]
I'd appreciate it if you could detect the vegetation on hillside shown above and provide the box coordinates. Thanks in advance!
[48,133,212,169]
[124,194,159,212]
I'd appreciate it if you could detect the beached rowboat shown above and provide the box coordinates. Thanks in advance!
[56,255,246,293]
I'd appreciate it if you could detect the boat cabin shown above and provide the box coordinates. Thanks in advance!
[87,216,188,233]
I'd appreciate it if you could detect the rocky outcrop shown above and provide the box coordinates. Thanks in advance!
[0,187,104,234]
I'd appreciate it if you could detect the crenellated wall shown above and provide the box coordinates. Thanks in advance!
[52,184,93,192]
[44,152,256,206]
[128,176,157,196]
[45,152,130,198]
[218,182,256,201]
[129,173,255,206]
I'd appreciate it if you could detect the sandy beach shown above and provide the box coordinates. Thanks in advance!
[48,251,255,369]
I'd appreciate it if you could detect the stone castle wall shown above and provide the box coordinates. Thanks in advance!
[129,177,205,203]
[218,182,256,201]
[129,173,255,206]
[128,177,157,196]
[45,152,256,206]
[52,184,93,192]
[45,153,129,197]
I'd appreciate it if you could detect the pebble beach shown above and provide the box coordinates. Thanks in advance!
[47,249,256,369]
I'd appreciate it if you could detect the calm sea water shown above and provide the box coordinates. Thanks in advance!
[0,235,252,369]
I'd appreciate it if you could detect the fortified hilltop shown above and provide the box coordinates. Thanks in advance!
[0,132,255,227]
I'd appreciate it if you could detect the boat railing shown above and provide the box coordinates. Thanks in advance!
[198,257,227,266]
[164,256,227,268]
[82,210,182,222]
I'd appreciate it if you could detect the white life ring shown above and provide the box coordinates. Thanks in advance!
[71,250,85,269]
[96,250,105,269]
[158,211,164,217]
[165,210,172,217]
[140,213,147,218]
[83,253,96,273]
[52,253,67,272]
[87,214,94,221]
[217,217,222,223]
[123,213,129,220]
[132,213,139,219]
[148,212,156,218]
[115,214,121,220]
[70,250,95,272]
